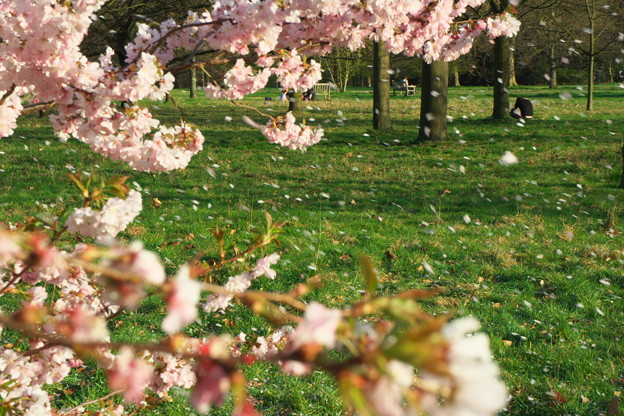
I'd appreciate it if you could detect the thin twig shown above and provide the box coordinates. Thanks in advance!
[0,266,30,296]
[58,391,123,415]
[229,100,275,120]
[21,101,56,114]
[202,282,307,312]
[165,92,186,122]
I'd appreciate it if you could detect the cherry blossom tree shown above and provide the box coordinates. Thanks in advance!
[0,0,523,414]
[1,0,520,169]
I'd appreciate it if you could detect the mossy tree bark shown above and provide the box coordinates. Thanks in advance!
[490,0,511,119]
[492,34,511,119]
[418,60,448,142]
[373,41,392,130]
[287,91,302,114]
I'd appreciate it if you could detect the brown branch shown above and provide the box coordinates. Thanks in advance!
[0,84,17,107]
[166,51,232,73]
[66,257,147,285]
[229,100,276,121]
[199,238,272,275]
[202,282,307,312]
[58,391,123,416]
[0,265,31,296]
[21,101,56,115]
[165,92,185,122]
[145,20,229,57]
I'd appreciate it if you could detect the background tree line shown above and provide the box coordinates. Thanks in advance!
[79,0,623,145]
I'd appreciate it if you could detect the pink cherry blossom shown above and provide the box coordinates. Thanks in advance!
[108,347,154,404]
[190,360,230,413]
[161,265,202,334]
[262,112,324,151]
[150,352,196,396]
[205,59,271,100]
[420,317,508,416]
[66,190,142,243]
[290,302,342,349]
[204,254,280,313]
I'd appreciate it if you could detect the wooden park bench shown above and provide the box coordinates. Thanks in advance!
[393,80,417,96]
[313,83,333,100]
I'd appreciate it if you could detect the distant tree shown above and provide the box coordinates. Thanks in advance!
[321,47,369,92]
[549,0,623,110]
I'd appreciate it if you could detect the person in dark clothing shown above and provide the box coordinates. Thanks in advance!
[510,97,534,119]
[302,88,316,101]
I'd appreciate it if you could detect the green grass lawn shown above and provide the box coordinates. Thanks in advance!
[1,83,623,415]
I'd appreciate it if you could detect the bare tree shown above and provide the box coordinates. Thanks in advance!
[321,47,369,92]
[549,0,623,110]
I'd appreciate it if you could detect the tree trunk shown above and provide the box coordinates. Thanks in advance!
[288,91,302,114]
[509,37,518,87]
[608,65,614,83]
[586,3,595,111]
[492,34,511,119]
[288,56,305,114]
[190,62,197,99]
[373,41,392,130]
[342,70,350,92]
[452,63,461,87]
[418,60,448,141]
[620,143,624,188]
[549,45,558,89]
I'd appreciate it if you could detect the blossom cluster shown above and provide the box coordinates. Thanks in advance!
[486,13,522,41]
[66,189,143,243]
[0,0,206,173]
[203,253,280,313]
[262,112,324,151]
[0,217,510,416]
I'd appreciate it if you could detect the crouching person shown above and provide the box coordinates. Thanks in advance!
[510,97,534,119]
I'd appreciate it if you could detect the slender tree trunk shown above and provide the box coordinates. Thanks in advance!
[549,45,558,89]
[452,63,461,87]
[492,34,511,119]
[608,65,614,83]
[342,68,350,92]
[190,60,197,99]
[418,60,448,141]
[620,143,624,188]
[509,37,518,87]
[373,41,392,130]
[586,1,595,111]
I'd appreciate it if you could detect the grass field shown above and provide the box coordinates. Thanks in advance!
[1,83,624,415]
